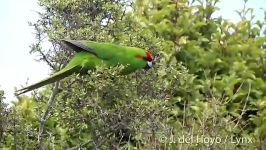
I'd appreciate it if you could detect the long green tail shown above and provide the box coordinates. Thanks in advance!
[16,66,80,95]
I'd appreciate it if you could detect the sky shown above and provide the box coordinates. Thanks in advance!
[0,0,265,103]
[0,0,49,102]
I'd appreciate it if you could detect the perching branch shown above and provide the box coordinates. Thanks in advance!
[38,81,60,149]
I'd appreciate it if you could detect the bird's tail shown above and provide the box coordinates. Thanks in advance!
[16,66,80,95]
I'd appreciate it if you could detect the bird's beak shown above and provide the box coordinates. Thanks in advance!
[147,61,153,68]
[145,61,153,70]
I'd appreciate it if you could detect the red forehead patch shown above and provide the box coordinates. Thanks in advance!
[146,51,153,61]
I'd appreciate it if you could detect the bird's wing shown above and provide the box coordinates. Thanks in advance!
[61,39,130,61]
[61,39,98,56]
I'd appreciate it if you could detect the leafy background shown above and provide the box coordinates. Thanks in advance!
[0,0,266,149]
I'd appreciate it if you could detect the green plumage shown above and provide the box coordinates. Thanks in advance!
[16,40,150,95]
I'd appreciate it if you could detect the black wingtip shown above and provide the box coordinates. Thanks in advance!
[60,39,98,56]
[60,39,83,53]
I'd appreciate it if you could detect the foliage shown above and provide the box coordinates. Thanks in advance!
[135,0,266,148]
[1,0,266,149]
[0,89,7,147]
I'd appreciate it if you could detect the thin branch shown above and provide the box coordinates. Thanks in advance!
[39,50,57,70]
[233,81,251,129]
[38,81,60,149]
[224,81,245,104]
[182,99,187,127]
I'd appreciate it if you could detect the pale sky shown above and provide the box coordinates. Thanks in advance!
[0,0,49,102]
[0,0,265,103]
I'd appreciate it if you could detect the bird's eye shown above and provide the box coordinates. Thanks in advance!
[135,54,145,60]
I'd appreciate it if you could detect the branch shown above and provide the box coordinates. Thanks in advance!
[39,50,57,71]
[182,99,187,127]
[233,81,251,129]
[38,81,60,149]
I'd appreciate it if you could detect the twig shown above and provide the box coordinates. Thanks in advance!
[182,100,187,127]
[39,50,56,71]
[233,81,251,129]
[224,81,244,104]
[38,81,60,149]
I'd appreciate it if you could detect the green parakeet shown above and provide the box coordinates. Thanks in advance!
[16,40,153,95]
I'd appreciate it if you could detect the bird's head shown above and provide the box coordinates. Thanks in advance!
[135,50,153,70]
